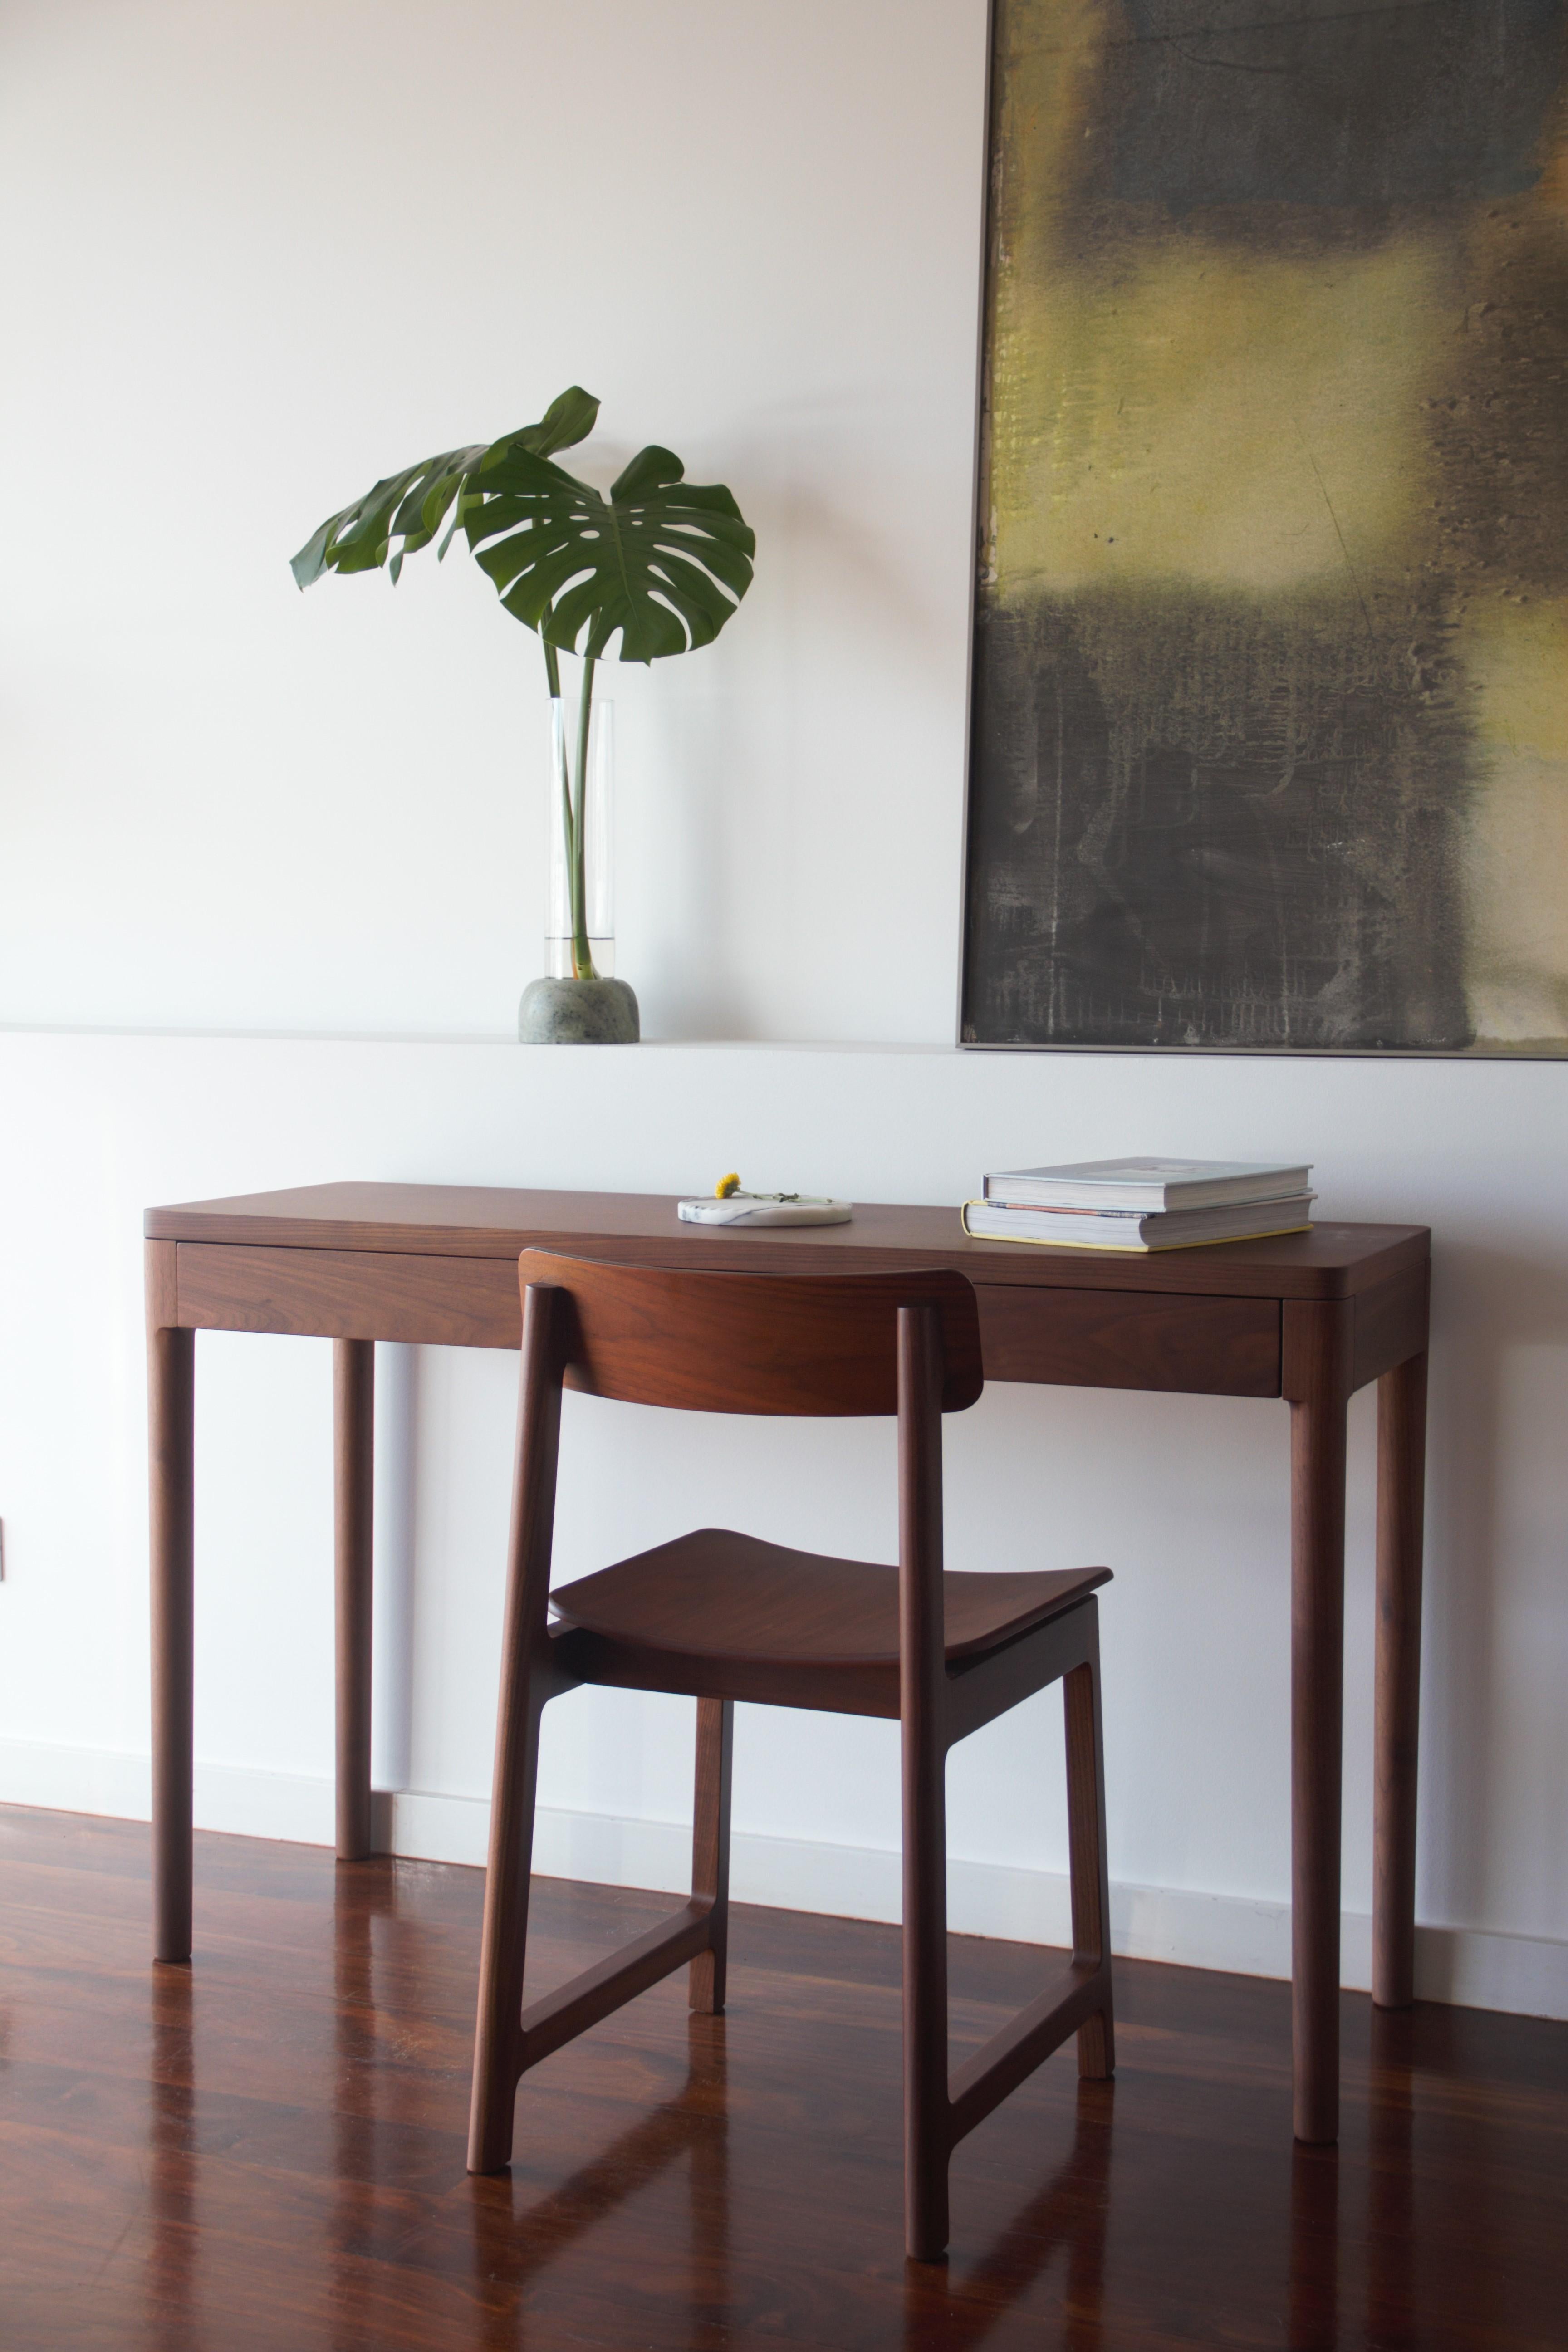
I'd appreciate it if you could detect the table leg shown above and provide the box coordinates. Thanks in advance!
[1287,1301,1352,2144]
[148,1240,195,1963]
[1373,1348,1427,2009]
[334,1339,375,1862]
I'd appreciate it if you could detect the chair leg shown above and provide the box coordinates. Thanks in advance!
[467,1676,547,2173]
[1064,1637,1116,2080]
[468,1281,565,2176]
[689,1698,734,2015]
[902,1707,951,2262]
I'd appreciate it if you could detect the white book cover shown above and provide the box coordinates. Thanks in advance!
[984,1156,1312,1211]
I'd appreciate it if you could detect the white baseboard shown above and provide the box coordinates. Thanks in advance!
[4,1737,1563,2023]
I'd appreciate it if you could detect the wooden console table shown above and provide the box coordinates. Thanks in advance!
[144,1184,1430,2145]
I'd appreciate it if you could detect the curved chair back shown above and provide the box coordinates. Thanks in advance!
[517,1250,983,1417]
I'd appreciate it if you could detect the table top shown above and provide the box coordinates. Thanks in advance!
[147,1184,1429,1301]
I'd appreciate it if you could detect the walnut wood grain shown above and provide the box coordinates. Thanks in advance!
[945,1962,1105,2146]
[1374,1347,1428,2010]
[1065,1617,1115,2083]
[333,1340,374,1863]
[467,1282,566,2175]
[976,1283,1280,1396]
[147,1182,1427,1301]
[899,1302,953,2260]
[147,1239,193,1966]
[9,1808,1567,2352]
[176,1242,519,1346]
[522,1250,984,1417]
[1352,1262,1431,1393]
[516,1900,715,2073]
[944,1598,1100,1745]
[176,1236,1287,1402]
[548,1621,900,1715]
[143,1181,1431,2169]
[1286,1298,1355,2144]
[466,1258,1114,2261]
[549,1529,1109,1674]
[688,1698,734,2015]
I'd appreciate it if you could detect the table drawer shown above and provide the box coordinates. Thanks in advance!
[176,1244,1281,1397]
[975,1283,1280,1397]
[176,1244,521,1348]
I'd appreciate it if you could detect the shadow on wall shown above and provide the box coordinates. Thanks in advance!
[1421,1241,1568,1943]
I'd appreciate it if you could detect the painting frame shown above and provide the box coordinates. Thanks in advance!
[959,0,1568,1058]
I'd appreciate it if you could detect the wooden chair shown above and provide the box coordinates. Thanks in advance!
[466,1250,1115,2261]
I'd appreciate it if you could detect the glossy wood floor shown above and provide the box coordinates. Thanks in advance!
[1,1806,1563,2352]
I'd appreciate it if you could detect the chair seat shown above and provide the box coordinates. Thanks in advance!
[550,1527,1110,1671]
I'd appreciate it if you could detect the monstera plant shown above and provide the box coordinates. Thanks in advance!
[292,387,755,1039]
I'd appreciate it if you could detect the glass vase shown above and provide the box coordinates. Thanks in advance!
[546,692,614,980]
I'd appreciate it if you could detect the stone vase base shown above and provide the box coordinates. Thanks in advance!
[518,976,640,1044]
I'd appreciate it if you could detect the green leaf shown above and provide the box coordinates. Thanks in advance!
[290,447,484,590]
[464,440,755,664]
[484,385,599,469]
[289,387,601,593]
[290,387,755,668]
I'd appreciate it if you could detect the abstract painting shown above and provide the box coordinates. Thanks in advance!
[962,0,1568,1052]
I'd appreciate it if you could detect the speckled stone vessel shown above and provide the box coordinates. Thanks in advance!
[518,976,640,1044]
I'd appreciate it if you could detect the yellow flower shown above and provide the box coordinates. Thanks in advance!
[715,1172,741,1198]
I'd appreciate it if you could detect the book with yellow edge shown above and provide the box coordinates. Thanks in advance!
[960,1192,1315,1252]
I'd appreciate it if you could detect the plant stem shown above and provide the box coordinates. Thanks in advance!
[570,656,598,980]
[544,640,577,964]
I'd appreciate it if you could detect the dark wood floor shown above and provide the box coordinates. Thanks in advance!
[1,1806,1563,2351]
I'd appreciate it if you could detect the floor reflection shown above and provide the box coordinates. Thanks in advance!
[144,1965,199,2352]
[332,1862,389,2195]
[1365,2007,1417,2352]
[330,1861,408,2352]
[467,2013,730,2352]
[135,1857,1455,2352]
[1286,2008,1427,2352]
[1288,2141,1341,2351]
[321,1863,730,2349]
[904,2079,1114,2351]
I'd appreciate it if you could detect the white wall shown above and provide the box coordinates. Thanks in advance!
[0,3,1564,2019]
[0,0,984,1046]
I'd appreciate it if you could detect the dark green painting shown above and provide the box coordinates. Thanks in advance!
[963,0,1568,1052]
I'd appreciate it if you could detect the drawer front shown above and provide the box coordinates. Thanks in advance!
[176,1245,520,1348]
[975,1283,1281,1398]
[175,1245,1282,1396]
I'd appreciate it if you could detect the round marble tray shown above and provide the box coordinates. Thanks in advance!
[676,1196,853,1228]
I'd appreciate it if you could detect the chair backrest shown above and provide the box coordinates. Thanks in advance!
[517,1250,983,1416]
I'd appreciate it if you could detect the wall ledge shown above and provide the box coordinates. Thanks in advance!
[0,1023,964,1055]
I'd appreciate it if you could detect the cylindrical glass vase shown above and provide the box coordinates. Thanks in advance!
[546,693,614,980]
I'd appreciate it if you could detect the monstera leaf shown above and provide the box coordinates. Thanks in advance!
[462,440,755,664]
[291,385,753,665]
[289,387,601,592]
[292,386,757,988]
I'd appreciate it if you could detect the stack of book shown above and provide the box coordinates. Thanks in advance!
[961,1158,1315,1253]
